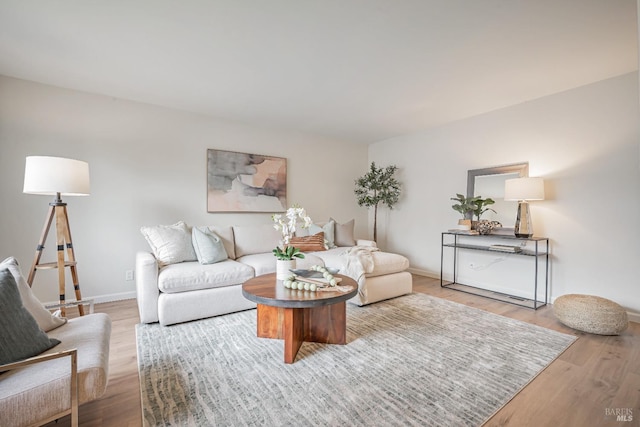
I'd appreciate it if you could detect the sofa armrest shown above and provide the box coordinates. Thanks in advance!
[136,251,160,324]
[356,239,377,248]
[0,349,79,427]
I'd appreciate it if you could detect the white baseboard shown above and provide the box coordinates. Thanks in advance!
[92,291,137,303]
[412,269,640,325]
[43,291,136,307]
[407,267,439,279]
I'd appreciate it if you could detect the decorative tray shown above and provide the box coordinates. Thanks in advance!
[288,268,339,278]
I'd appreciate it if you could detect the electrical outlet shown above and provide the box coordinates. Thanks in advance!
[125,270,134,281]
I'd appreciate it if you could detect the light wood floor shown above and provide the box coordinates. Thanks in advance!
[45,275,639,427]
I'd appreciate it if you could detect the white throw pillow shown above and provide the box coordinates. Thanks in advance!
[140,221,197,266]
[192,227,228,265]
[0,257,67,332]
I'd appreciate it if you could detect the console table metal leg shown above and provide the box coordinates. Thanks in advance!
[440,233,444,287]
[532,240,536,309]
[453,234,458,284]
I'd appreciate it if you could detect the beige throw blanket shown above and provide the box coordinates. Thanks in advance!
[343,245,379,301]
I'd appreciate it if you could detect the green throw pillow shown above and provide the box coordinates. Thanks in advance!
[192,227,228,265]
[0,269,60,365]
[309,220,336,249]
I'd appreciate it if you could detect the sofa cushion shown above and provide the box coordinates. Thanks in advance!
[233,224,281,258]
[310,247,347,271]
[235,253,276,277]
[1,257,66,332]
[158,260,254,294]
[192,227,228,265]
[237,253,326,277]
[290,232,326,252]
[140,221,197,266]
[366,252,410,277]
[0,269,60,365]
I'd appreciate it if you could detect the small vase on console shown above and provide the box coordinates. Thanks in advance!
[276,259,296,280]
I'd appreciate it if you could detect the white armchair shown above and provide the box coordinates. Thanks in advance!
[0,257,112,427]
[0,349,79,427]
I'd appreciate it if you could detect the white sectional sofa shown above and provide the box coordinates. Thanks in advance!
[136,222,412,326]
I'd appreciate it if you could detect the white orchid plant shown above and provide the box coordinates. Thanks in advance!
[272,205,312,260]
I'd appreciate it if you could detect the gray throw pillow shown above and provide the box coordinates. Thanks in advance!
[0,269,60,365]
[331,218,356,247]
[192,227,228,264]
[0,257,67,332]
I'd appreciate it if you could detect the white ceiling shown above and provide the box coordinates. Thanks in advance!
[0,0,637,143]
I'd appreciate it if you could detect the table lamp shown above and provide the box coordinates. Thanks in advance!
[23,156,90,316]
[504,177,544,238]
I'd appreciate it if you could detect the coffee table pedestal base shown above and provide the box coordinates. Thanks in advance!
[256,302,347,364]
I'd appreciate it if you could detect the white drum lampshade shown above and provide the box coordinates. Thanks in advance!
[23,156,90,197]
[504,177,545,238]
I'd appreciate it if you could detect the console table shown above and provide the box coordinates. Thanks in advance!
[440,232,549,309]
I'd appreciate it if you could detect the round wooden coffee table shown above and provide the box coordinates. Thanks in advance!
[242,273,357,364]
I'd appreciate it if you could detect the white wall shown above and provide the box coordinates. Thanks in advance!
[369,72,640,315]
[2,72,638,316]
[0,76,368,303]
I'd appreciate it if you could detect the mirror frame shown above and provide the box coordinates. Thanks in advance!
[466,162,529,219]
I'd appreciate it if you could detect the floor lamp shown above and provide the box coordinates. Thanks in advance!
[23,156,90,316]
[504,177,545,238]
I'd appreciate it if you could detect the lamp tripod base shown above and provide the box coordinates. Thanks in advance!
[514,201,534,238]
[27,197,84,316]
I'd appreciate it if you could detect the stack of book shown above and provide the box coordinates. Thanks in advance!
[488,244,522,253]
[448,229,479,235]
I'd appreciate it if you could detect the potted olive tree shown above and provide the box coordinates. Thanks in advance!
[354,162,401,242]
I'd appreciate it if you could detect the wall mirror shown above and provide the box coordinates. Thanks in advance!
[467,162,529,226]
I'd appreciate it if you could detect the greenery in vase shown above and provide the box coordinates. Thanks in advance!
[472,197,496,221]
[450,193,476,219]
[272,204,312,260]
[272,246,305,261]
[450,194,496,221]
[354,162,401,242]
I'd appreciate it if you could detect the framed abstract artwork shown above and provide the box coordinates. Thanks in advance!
[207,149,287,212]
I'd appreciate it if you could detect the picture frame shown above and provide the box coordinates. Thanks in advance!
[206,149,287,212]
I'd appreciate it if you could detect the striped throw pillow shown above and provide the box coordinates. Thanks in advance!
[289,232,326,252]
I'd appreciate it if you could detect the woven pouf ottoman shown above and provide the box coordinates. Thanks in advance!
[554,294,628,335]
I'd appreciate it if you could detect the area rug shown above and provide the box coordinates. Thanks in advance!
[136,293,576,426]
